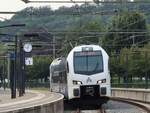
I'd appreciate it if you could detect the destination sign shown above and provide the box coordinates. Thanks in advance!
[74,51,102,56]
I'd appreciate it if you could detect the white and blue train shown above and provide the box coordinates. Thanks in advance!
[50,45,111,100]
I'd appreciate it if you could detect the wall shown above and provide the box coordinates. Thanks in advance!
[111,88,150,102]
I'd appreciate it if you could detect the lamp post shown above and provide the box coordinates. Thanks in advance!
[0,23,26,98]
[0,34,18,99]
[9,51,16,98]
[0,24,26,28]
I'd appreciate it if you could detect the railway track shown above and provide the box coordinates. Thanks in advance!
[65,97,150,113]
[72,107,106,113]
[110,97,150,113]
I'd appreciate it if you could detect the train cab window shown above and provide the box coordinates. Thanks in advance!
[74,51,103,75]
[67,62,69,73]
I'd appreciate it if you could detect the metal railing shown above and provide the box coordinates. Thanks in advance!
[111,83,150,89]
[25,81,50,88]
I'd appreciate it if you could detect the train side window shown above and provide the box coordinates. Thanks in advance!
[108,59,110,73]
[67,62,69,73]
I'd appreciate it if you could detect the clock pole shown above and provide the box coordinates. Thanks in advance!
[10,35,17,99]
[18,39,24,96]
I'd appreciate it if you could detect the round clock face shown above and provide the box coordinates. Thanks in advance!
[23,43,32,52]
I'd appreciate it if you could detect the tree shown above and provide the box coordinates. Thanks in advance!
[111,43,150,85]
[103,11,148,54]
[0,44,8,54]
[26,56,52,81]
[59,18,104,56]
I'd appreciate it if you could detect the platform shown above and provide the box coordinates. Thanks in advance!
[0,88,64,113]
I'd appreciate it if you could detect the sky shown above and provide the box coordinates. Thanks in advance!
[0,0,85,21]
[0,0,134,21]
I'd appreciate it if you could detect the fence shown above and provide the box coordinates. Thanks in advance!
[25,81,50,88]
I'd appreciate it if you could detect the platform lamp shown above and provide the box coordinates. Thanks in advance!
[9,32,39,97]
[21,0,29,3]
[0,24,26,99]
[93,0,99,4]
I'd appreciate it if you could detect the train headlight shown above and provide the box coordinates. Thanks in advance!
[73,80,82,85]
[97,80,102,84]
[77,81,82,85]
[97,79,106,84]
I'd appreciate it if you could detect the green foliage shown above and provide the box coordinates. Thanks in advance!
[59,18,104,56]
[111,44,150,82]
[103,11,148,53]
[0,4,149,83]
[26,56,52,81]
[0,43,8,54]
[0,43,8,78]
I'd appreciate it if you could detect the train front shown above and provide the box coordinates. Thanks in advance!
[66,45,111,100]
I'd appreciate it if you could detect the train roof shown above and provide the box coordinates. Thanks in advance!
[50,57,66,72]
[70,45,107,54]
[66,45,109,60]
[72,45,104,51]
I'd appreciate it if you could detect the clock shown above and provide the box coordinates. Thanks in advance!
[23,43,32,52]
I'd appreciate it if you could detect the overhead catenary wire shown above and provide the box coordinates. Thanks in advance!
[112,34,149,44]
[1,1,149,46]
[136,38,150,45]
[21,0,150,4]
[20,31,148,35]
[1,5,150,16]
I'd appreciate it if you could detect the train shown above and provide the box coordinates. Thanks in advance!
[49,45,111,101]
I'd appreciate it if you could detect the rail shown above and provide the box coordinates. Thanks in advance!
[71,106,106,113]
[67,97,150,113]
[110,97,150,113]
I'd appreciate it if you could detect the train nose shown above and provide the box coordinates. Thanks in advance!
[80,85,100,98]
[73,88,80,97]
[86,86,94,96]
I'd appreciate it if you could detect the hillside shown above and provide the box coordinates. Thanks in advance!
[0,3,150,45]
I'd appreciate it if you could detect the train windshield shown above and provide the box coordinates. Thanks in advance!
[74,51,103,75]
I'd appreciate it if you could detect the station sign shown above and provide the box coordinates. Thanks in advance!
[9,52,15,60]
[25,57,33,65]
